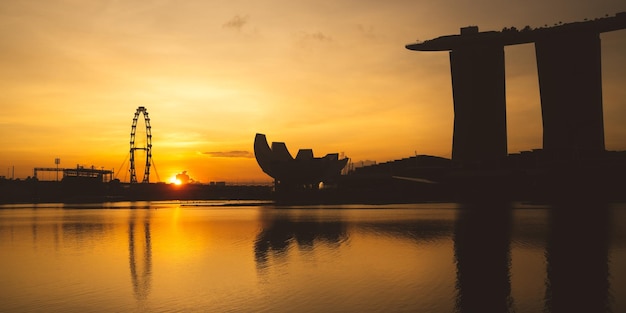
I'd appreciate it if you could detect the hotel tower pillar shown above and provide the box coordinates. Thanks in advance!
[535,32,605,156]
[450,42,507,167]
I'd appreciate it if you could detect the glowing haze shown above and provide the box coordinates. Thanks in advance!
[1,1,625,182]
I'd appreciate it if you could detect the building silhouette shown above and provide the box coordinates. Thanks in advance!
[406,12,626,166]
[254,133,348,189]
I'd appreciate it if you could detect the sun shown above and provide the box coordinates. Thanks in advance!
[169,177,183,185]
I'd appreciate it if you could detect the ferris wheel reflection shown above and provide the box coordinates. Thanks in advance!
[128,208,153,300]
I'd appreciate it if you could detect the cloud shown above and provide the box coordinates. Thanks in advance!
[299,31,333,42]
[357,24,377,39]
[294,31,333,48]
[203,151,254,158]
[222,15,249,31]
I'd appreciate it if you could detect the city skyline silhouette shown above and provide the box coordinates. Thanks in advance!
[1,2,625,183]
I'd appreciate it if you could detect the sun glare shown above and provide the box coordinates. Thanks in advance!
[169,177,182,185]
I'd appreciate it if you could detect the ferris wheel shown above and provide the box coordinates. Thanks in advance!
[129,106,152,183]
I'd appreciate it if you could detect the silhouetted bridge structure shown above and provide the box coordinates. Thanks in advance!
[406,12,626,167]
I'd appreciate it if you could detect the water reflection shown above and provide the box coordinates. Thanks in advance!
[254,210,348,270]
[454,203,513,312]
[1,203,622,312]
[128,209,153,300]
[544,202,610,312]
[358,218,453,244]
[62,215,106,243]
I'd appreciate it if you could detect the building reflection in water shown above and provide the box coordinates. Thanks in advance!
[250,204,614,312]
[128,209,153,300]
[254,210,348,271]
[544,202,610,312]
[453,203,513,312]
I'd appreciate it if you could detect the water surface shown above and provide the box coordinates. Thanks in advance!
[1,201,624,312]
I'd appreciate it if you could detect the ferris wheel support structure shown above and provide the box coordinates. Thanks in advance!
[129,106,152,183]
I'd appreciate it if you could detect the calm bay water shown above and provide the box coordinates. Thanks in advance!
[1,201,625,312]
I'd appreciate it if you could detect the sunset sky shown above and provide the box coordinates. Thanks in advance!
[1,0,625,183]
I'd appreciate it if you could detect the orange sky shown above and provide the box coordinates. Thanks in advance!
[1,1,625,183]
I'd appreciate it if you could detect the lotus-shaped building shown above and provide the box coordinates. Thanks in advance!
[254,133,349,187]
